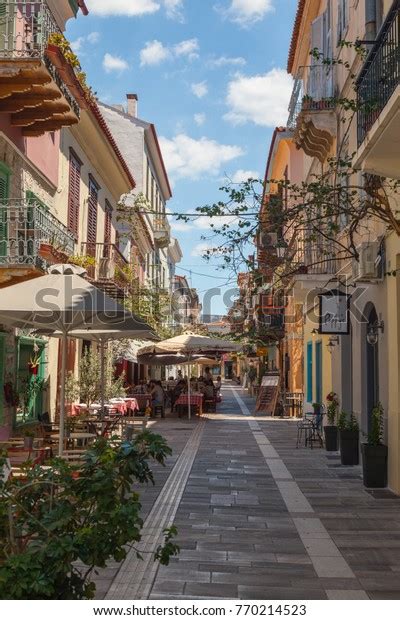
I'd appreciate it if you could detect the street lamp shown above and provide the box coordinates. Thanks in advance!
[367,321,384,346]
[327,336,339,354]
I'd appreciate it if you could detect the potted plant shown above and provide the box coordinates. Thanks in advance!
[312,402,322,416]
[28,353,40,375]
[23,429,35,450]
[338,411,360,465]
[324,391,339,451]
[361,402,388,488]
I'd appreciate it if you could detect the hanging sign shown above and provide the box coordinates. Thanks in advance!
[318,289,350,335]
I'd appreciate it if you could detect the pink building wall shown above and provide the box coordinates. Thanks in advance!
[0,115,60,189]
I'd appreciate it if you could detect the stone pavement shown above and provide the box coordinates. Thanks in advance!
[99,386,400,601]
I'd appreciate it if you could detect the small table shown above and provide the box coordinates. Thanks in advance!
[175,393,204,416]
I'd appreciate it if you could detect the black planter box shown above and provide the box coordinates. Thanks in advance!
[339,429,359,465]
[324,425,338,451]
[361,443,388,488]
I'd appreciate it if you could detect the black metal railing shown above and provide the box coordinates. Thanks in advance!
[357,0,400,145]
[0,199,75,267]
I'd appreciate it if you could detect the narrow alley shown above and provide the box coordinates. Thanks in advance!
[98,387,400,601]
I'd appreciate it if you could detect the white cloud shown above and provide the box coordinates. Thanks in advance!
[87,32,100,44]
[140,40,171,66]
[103,53,130,74]
[191,81,208,98]
[230,169,260,182]
[216,0,274,27]
[86,0,160,16]
[194,113,206,126]
[191,242,227,258]
[208,55,246,68]
[224,68,292,127]
[71,37,85,53]
[159,133,244,180]
[71,32,100,53]
[173,38,199,60]
[164,0,185,20]
[171,220,193,232]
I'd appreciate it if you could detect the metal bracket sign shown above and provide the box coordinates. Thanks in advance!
[318,289,350,335]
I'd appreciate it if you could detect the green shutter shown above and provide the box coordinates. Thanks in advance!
[0,165,9,259]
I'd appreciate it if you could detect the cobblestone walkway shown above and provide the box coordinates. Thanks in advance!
[102,386,400,601]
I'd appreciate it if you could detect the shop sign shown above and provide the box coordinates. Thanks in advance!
[318,289,350,335]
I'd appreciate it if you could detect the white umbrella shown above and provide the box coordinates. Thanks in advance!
[138,334,240,419]
[0,265,150,454]
[36,326,158,420]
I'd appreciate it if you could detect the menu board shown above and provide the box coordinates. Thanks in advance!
[256,373,280,415]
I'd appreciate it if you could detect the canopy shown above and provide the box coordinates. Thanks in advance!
[138,334,240,356]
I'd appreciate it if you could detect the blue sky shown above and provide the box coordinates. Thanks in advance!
[66,0,298,316]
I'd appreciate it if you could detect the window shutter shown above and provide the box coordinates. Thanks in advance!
[337,0,342,44]
[310,14,324,99]
[103,200,112,258]
[68,151,81,238]
[0,168,9,258]
[87,177,99,250]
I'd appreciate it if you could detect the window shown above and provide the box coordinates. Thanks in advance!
[87,175,99,248]
[68,150,81,238]
[337,0,349,44]
[315,341,323,404]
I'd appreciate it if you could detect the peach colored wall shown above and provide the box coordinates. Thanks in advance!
[0,116,60,188]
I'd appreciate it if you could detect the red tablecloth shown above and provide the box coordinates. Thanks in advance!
[134,394,152,410]
[175,394,204,408]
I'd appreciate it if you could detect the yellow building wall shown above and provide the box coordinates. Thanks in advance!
[303,307,332,411]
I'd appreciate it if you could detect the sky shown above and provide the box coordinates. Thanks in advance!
[66,0,298,317]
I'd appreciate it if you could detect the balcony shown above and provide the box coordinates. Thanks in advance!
[0,199,75,287]
[153,215,171,249]
[354,1,400,179]
[287,64,336,162]
[283,235,339,301]
[79,242,131,300]
[0,1,85,136]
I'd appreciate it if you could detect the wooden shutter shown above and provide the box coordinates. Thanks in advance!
[0,334,4,424]
[87,176,99,252]
[68,150,81,238]
[104,200,112,252]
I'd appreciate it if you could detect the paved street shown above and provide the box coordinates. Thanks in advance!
[99,386,400,601]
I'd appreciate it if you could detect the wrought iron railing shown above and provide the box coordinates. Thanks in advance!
[80,242,130,290]
[287,64,335,130]
[289,234,338,275]
[356,1,400,146]
[0,199,75,267]
[0,1,80,117]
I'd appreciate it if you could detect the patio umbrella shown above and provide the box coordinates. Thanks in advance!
[0,264,151,454]
[36,326,158,420]
[138,334,240,418]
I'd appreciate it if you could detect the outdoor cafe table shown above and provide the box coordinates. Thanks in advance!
[175,393,204,416]
[134,394,152,411]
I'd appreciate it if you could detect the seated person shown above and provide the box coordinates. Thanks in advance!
[202,379,215,400]
[149,380,165,415]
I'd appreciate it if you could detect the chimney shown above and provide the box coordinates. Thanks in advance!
[126,94,138,118]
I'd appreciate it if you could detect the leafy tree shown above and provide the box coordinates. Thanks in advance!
[0,433,179,599]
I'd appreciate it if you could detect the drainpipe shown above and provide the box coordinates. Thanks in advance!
[365,0,377,40]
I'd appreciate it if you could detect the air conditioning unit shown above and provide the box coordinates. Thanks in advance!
[352,241,380,282]
[259,232,278,248]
